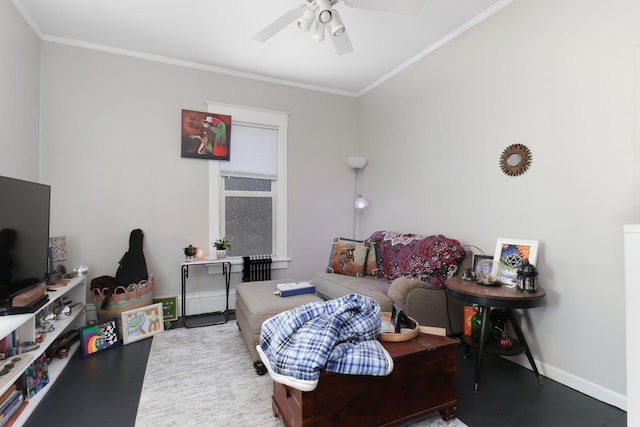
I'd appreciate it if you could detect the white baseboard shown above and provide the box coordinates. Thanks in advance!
[507,354,627,411]
[182,289,237,317]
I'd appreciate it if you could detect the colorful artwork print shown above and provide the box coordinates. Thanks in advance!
[181,109,231,160]
[121,303,164,345]
[79,318,120,358]
[24,355,49,397]
[491,238,539,285]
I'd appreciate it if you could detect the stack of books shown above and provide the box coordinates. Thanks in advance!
[0,385,27,427]
[275,281,315,297]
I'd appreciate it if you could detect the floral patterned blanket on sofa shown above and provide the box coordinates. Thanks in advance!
[369,230,465,286]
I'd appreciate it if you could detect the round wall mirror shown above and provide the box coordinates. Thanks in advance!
[500,144,532,176]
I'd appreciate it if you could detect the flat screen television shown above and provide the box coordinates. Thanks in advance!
[0,175,51,305]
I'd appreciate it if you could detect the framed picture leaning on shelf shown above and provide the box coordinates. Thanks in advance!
[152,296,178,322]
[121,303,164,345]
[79,317,120,358]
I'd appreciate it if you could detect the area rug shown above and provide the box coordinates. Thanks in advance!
[135,322,467,427]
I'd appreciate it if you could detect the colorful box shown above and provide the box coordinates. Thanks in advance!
[464,306,476,336]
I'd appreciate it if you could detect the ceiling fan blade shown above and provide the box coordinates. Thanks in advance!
[330,29,353,56]
[253,4,307,42]
[343,0,423,15]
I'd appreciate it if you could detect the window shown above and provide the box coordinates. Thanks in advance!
[207,102,289,266]
[221,122,276,256]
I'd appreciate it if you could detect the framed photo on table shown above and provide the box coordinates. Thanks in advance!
[472,254,494,272]
[121,303,164,345]
[472,254,495,283]
[491,238,539,286]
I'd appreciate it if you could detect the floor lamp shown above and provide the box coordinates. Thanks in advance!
[348,156,368,239]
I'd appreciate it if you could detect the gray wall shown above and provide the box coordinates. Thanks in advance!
[0,0,40,181]
[38,43,359,304]
[358,0,638,409]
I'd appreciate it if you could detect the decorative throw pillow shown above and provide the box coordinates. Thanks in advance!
[364,240,380,276]
[326,237,369,277]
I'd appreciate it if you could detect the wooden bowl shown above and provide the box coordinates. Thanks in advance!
[378,312,420,342]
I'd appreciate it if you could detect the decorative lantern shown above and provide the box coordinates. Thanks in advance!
[517,259,538,293]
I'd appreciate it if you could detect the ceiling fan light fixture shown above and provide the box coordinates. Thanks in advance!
[297,6,316,32]
[316,0,333,24]
[312,21,326,41]
[318,9,332,24]
[329,9,345,36]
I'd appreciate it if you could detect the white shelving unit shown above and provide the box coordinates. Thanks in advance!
[0,275,87,426]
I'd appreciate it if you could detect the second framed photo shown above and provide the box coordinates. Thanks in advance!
[491,238,539,286]
[472,254,495,283]
[121,303,164,345]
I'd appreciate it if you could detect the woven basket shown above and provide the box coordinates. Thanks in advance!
[93,276,155,322]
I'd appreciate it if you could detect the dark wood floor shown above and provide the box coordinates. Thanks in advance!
[24,316,627,427]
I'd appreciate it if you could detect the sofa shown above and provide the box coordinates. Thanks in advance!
[311,230,469,335]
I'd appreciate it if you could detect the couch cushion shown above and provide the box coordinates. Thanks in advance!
[312,272,393,312]
[369,231,466,285]
[236,279,323,362]
[326,237,369,277]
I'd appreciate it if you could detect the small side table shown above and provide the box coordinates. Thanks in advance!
[181,259,231,328]
[445,276,546,391]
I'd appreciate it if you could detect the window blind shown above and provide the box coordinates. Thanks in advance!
[220,123,278,179]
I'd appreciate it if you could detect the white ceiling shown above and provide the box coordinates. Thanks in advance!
[12,0,510,96]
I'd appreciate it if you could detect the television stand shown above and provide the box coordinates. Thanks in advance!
[0,275,87,425]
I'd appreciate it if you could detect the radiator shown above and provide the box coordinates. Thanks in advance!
[242,255,272,282]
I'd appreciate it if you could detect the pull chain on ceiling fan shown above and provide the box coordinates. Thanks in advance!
[253,0,423,56]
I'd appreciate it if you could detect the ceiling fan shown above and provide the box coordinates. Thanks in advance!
[253,0,423,56]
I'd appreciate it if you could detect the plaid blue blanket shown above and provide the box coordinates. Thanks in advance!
[257,293,394,391]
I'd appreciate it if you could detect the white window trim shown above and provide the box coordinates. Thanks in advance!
[206,101,290,270]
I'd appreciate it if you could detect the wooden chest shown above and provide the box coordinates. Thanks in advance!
[271,332,458,427]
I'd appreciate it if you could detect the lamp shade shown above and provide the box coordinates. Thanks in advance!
[355,195,368,209]
[347,156,367,170]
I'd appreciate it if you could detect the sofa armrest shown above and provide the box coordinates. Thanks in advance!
[404,287,465,336]
[387,276,465,336]
[387,277,440,311]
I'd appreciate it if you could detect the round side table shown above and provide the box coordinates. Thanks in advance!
[445,276,546,391]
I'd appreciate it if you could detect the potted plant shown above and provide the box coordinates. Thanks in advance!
[213,237,230,258]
